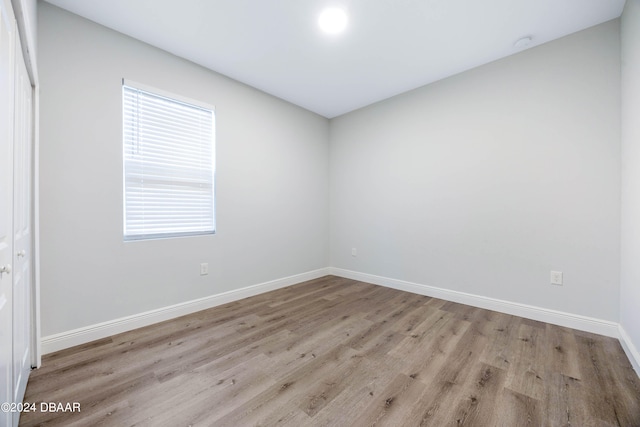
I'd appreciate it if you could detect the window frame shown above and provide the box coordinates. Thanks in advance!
[122,79,216,241]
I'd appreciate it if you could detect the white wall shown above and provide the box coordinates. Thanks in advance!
[621,0,640,365]
[330,21,621,321]
[38,2,329,337]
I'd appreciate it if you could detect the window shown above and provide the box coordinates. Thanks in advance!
[122,80,215,241]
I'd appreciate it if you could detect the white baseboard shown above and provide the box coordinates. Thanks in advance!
[618,325,640,377]
[41,268,331,354]
[42,265,640,377]
[329,267,620,338]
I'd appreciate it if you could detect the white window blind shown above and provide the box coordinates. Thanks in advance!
[123,81,215,241]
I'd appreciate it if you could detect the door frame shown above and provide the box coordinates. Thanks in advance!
[10,0,39,368]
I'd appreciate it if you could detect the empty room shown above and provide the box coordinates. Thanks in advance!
[1,0,640,425]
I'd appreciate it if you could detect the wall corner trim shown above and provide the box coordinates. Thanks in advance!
[41,268,331,354]
[618,325,640,377]
[329,267,620,338]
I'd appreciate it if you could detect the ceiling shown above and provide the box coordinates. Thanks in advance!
[43,0,625,118]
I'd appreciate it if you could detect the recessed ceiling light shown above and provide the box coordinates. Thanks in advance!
[318,7,348,34]
[514,36,533,48]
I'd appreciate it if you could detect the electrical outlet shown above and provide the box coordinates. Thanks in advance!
[351,248,357,257]
[550,271,563,286]
[200,263,209,276]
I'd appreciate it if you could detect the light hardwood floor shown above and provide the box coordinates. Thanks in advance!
[20,276,640,426]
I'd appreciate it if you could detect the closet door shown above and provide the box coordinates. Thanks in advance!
[0,0,15,425]
[12,32,32,419]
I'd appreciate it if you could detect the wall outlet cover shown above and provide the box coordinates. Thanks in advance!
[200,263,209,276]
[551,270,563,285]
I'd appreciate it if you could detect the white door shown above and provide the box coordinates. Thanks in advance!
[0,0,15,425]
[12,32,32,422]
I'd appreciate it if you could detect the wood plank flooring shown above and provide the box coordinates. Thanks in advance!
[20,276,640,426]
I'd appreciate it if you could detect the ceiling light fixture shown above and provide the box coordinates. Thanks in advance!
[514,36,533,48]
[318,7,348,34]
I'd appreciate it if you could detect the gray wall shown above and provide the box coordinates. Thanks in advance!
[38,3,330,336]
[621,0,640,360]
[40,1,628,349]
[330,21,621,321]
